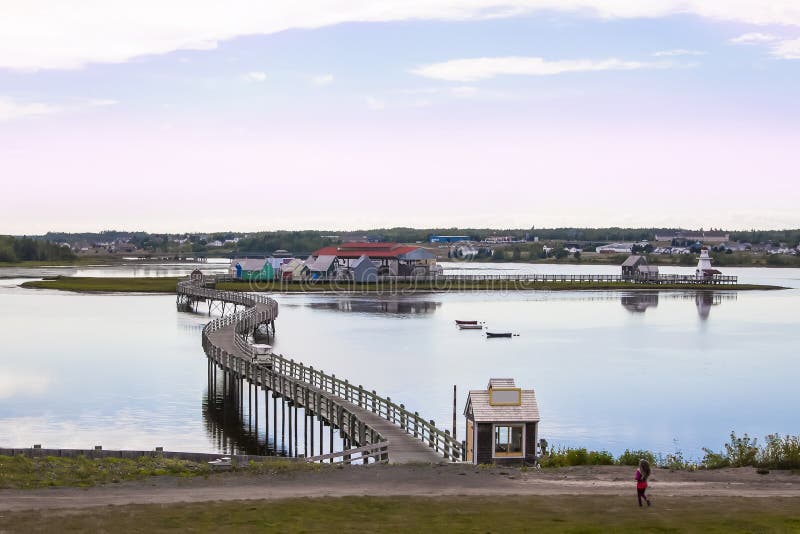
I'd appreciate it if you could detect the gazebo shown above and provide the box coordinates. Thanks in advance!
[463,378,540,466]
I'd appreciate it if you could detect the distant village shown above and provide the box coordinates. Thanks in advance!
[49,228,800,261]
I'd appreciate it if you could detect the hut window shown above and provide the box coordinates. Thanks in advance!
[494,425,524,457]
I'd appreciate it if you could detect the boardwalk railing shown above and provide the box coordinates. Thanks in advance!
[179,279,463,463]
[212,273,738,285]
[261,349,463,461]
[304,442,390,465]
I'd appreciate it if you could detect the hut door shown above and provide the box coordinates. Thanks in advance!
[466,420,474,463]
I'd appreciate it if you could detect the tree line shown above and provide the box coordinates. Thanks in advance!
[0,236,76,263]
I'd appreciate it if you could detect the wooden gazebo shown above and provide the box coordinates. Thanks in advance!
[464,378,540,465]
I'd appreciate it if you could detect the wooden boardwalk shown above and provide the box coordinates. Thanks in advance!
[181,281,453,464]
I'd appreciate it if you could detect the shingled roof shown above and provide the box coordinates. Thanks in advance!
[464,378,540,423]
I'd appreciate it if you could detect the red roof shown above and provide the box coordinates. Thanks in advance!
[313,242,419,259]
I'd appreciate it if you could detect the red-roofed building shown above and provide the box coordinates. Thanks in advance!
[310,242,437,276]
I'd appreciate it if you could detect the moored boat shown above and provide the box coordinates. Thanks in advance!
[455,320,478,325]
[486,332,513,338]
[458,324,483,330]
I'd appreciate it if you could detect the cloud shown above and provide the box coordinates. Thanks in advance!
[365,96,385,110]
[653,49,705,57]
[311,74,334,85]
[87,99,119,107]
[0,369,52,399]
[450,85,478,97]
[0,96,60,121]
[242,71,267,82]
[412,56,669,82]
[730,32,778,44]
[771,38,800,59]
[3,1,800,70]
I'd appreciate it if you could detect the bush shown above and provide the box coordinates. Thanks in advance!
[758,434,800,470]
[617,449,656,466]
[539,447,614,467]
[566,448,588,466]
[701,448,730,469]
[725,432,759,467]
[586,450,614,465]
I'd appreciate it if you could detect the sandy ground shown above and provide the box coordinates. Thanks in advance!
[1,465,798,512]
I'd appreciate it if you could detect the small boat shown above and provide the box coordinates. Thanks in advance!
[486,332,513,338]
[455,320,478,325]
[458,324,483,330]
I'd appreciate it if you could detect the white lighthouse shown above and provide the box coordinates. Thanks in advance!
[695,247,714,279]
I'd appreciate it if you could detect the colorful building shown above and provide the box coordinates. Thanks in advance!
[309,242,437,277]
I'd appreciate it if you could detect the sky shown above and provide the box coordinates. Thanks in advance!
[1,1,799,234]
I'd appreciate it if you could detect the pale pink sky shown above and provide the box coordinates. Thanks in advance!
[1,2,799,233]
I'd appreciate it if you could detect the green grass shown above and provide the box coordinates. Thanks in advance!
[20,276,780,293]
[21,276,180,293]
[0,455,209,489]
[2,496,799,533]
[0,455,319,489]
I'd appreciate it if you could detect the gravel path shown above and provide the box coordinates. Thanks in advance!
[1,465,798,512]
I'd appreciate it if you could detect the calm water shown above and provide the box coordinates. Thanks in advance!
[1,263,798,459]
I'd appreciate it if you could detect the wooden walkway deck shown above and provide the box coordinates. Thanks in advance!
[181,281,451,464]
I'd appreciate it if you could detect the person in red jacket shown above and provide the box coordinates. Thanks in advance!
[635,459,652,506]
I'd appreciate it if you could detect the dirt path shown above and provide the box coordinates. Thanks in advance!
[2,465,798,512]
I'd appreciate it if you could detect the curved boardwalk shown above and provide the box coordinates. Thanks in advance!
[178,280,453,464]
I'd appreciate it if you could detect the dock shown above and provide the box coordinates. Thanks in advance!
[178,280,455,464]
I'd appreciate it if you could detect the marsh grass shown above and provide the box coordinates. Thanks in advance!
[0,455,322,489]
[21,276,778,294]
[21,276,180,293]
[0,455,209,489]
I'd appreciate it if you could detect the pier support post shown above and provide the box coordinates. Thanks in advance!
[281,398,286,454]
[329,423,334,463]
[288,402,293,456]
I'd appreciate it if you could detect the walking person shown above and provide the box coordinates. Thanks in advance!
[635,459,651,507]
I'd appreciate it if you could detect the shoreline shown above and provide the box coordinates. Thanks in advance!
[18,276,786,294]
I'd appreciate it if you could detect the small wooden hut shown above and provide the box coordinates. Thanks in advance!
[463,378,540,466]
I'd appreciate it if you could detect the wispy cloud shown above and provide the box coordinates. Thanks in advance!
[772,38,800,59]
[365,96,385,110]
[311,74,334,86]
[730,32,778,44]
[653,49,705,57]
[450,86,479,97]
[412,56,671,82]
[242,71,267,82]
[0,96,60,121]
[4,1,800,70]
[87,99,119,107]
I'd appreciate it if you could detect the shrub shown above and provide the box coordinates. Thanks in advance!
[725,432,759,467]
[617,449,656,466]
[758,434,800,470]
[566,448,588,466]
[539,447,614,467]
[701,448,730,469]
[586,450,614,465]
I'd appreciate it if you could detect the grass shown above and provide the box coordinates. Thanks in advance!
[0,455,320,489]
[21,276,180,293]
[2,496,799,533]
[20,276,781,293]
[0,455,210,489]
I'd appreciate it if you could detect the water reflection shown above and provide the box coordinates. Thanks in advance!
[621,293,659,313]
[201,365,342,457]
[620,291,737,319]
[307,298,441,316]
